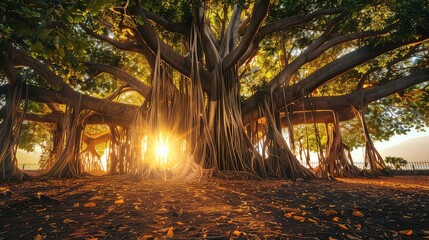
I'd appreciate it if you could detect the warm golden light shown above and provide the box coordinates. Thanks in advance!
[155,138,170,166]
[100,147,109,172]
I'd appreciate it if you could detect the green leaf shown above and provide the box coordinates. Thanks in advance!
[53,35,60,49]
[58,48,65,57]
[38,29,52,41]
[31,41,45,52]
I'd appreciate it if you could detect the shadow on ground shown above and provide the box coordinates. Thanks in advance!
[1,176,428,239]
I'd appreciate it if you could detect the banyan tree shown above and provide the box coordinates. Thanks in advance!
[0,0,428,181]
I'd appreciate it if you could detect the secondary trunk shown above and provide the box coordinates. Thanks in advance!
[0,78,28,181]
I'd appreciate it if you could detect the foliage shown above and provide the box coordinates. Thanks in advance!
[384,156,408,170]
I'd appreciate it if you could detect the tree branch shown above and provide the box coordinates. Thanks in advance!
[145,11,190,35]
[259,8,344,38]
[6,47,73,93]
[238,8,344,68]
[23,85,141,126]
[268,28,392,91]
[0,51,17,85]
[80,23,142,52]
[222,0,269,71]
[85,62,150,97]
[242,34,429,125]
[129,6,192,77]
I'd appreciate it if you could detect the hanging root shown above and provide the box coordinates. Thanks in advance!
[42,101,87,179]
[316,111,362,178]
[260,100,316,180]
[354,107,387,176]
[129,34,205,180]
[0,78,29,181]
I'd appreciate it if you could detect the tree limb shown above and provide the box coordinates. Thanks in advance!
[222,0,269,71]
[80,23,142,53]
[23,85,141,126]
[0,51,17,85]
[130,6,192,76]
[242,35,429,125]
[238,8,344,68]
[6,47,73,93]
[268,28,393,90]
[145,11,190,35]
[85,62,150,97]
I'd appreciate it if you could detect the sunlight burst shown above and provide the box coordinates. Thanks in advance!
[155,137,170,167]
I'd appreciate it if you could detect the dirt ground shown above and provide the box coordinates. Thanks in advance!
[1,175,428,240]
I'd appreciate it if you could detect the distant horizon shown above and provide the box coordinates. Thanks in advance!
[374,128,429,151]
[17,127,429,167]
[351,128,429,163]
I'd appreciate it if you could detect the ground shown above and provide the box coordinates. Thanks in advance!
[1,175,428,240]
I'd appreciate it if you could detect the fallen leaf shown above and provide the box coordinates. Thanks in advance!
[166,227,174,238]
[84,202,96,208]
[137,235,154,240]
[117,225,128,231]
[283,207,301,212]
[284,213,293,218]
[423,230,429,235]
[115,199,124,204]
[73,203,79,208]
[89,196,104,201]
[339,224,349,230]
[172,208,183,217]
[324,209,338,216]
[293,215,306,222]
[352,210,364,217]
[233,230,241,236]
[333,216,340,222]
[399,230,413,236]
[346,234,362,240]
[34,234,46,240]
[63,218,76,224]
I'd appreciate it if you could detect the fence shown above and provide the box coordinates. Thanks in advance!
[18,161,429,172]
[299,160,429,170]
[18,163,40,170]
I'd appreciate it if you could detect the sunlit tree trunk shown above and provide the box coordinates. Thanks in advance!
[0,80,27,181]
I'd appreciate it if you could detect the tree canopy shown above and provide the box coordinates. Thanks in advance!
[1,0,428,181]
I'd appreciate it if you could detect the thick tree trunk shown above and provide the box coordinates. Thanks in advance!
[42,105,85,178]
[0,79,28,181]
[260,100,316,179]
[355,108,387,176]
[316,112,362,178]
[206,65,260,177]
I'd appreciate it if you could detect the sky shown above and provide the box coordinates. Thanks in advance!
[372,128,429,151]
[351,127,429,163]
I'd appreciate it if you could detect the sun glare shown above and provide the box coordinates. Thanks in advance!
[155,138,170,166]
[100,147,109,172]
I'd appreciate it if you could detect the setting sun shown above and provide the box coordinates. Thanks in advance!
[155,138,170,166]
